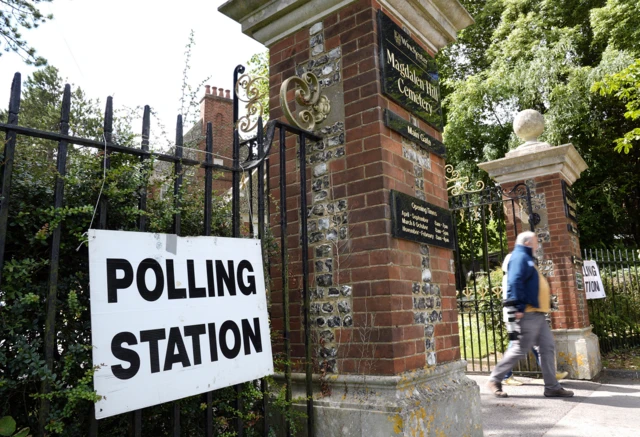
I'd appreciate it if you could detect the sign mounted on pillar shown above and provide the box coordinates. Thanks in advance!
[390,190,453,249]
[582,260,606,299]
[378,10,443,131]
[88,230,273,419]
[383,109,446,157]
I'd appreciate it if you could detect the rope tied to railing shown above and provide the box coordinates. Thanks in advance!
[76,133,108,251]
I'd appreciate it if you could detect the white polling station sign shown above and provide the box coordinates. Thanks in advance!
[89,230,273,419]
[582,260,606,299]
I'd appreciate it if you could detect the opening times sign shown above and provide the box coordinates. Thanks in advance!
[390,190,454,249]
[89,230,273,419]
[378,10,443,131]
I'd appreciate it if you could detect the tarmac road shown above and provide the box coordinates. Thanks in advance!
[468,373,640,437]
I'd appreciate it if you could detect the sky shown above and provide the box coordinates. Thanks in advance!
[0,0,266,147]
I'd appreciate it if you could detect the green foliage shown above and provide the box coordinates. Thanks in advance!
[0,0,52,65]
[0,67,145,435]
[453,206,508,277]
[590,0,640,54]
[0,417,16,436]
[472,267,504,293]
[267,387,306,436]
[592,59,640,153]
[439,0,640,247]
[458,314,507,360]
[458,264,508,361]
[0,416,30,437]
[588,265,640,352]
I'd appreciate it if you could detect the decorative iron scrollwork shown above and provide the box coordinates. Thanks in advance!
[445,164,485,195]
[235,74,268,133]
[506,183,530,199]
[279,72,330,131]
[492,286,502,300]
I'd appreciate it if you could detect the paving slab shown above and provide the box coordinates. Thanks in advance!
[468,374,640,437]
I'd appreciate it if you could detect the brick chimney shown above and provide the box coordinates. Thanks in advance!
[199,85,234,193]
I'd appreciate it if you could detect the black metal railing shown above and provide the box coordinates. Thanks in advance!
[0,68,319,436]
[583,248,640,353]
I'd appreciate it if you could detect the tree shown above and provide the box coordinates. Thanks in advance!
[438,0,640,247]
[592,63,640,155]
[590,0,640,54]
[0,0,52,65]
[589,0,640,154]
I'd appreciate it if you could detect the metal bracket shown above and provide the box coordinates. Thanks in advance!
[279,72,330,131]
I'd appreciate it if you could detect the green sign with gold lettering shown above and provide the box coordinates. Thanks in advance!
[384,110,446,157]
[378,10,442,131]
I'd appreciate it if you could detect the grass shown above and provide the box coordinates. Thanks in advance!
[458,315,507,361]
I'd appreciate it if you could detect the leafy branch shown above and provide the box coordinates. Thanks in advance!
[0,0,52,65]
[592,59,640,154]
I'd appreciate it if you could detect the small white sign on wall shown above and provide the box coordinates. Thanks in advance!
[89,230,273,419]
[582,260,606,300]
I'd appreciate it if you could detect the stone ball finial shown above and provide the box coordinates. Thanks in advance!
[513,109,545,143]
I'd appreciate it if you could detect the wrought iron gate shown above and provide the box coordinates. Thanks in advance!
[0,66,318,436]
[447,168,539,375]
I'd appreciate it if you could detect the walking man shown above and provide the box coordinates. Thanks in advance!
[501,253,569,386]
[487,231,574,398]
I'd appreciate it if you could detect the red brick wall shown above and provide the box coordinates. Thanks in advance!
[267,0,459,375]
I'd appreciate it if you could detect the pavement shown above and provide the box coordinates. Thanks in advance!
[468,372,640,437]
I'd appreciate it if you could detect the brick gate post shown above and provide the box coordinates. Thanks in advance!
[479,109,601,380]
[220,1,483,435]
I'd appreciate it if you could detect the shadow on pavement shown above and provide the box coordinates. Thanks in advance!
[562,380,639,392]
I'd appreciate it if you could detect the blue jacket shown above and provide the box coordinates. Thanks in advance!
[506,244,539,312]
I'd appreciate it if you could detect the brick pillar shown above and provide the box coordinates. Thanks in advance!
[479,109,601,380]
[221,1,483,435]
[267,12,461,373]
